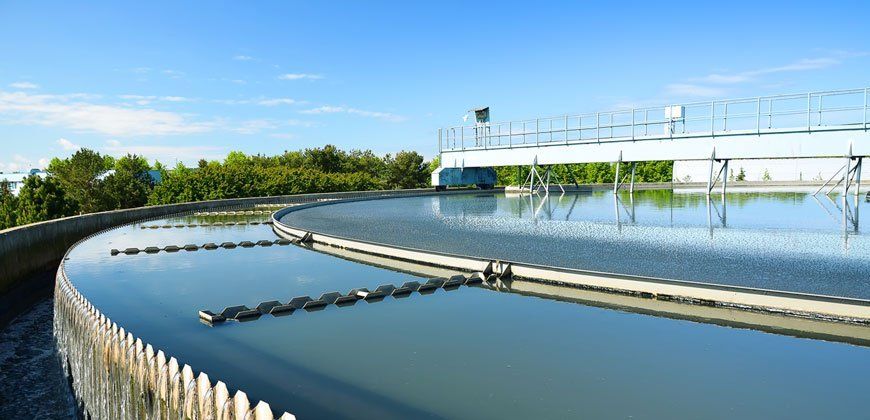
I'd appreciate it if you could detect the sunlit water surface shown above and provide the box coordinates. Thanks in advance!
[282,190,870,299]
[62,199,870,419]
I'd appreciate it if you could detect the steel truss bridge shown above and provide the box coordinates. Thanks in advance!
[434,87,869,196]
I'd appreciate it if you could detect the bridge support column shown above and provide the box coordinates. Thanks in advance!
[706,152,729,197]
[853,157,863,197]
[613,159,621,194]
[844,157,852,197]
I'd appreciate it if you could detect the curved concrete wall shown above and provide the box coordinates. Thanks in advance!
[0,188,437,327]
[0,188,450,419]
[272,193,870,325]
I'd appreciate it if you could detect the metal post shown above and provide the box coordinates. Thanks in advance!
[629,162,637,195]
[461,126,464,150]
[756,97,761,135]
[864,87,868,130]
[854,157,863,197]
[706,156,716,196]
[565,115,569,144]
[807,93,812,131]
[536,119,540,146]
[710,101,715,136]
[613,158,621,194]
[549,118,553,143]
[644,109,648,136]
[818,94,823,126]
[722,160,729,196]
[596,113,600,143]
[609,113,614,139]
[768,98,773,129]
[723,102,728,131]
[843,157,852,196]
[631,109,635,140]
[509,121,512,148]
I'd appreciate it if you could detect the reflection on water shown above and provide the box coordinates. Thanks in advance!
[284,190,870,298]
[61,206,870,419]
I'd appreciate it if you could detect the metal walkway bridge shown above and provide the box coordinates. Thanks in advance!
[434,87,869,195]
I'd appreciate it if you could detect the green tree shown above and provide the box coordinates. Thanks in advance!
[303,145,346,173]
[384,151,429,189]
[224,151,250,167]
[97,154,153,210]
[15,176,76,225]
[0,182,18,229]
[47,148,112,213]
[736,167,746,181]
[344,149,386,180]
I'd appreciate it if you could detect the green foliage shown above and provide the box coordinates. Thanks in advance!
[0,182,18,230]
[47,148,113,213]
[148,165,380,205]
[495,161,673,186]
[428,156,441,174]
[383,151,429,189]
[762,169,772,181]
[15,175,76,225]
[303,145,346,173]
[97,154,153,210]
[2,145,437,227]
[736,167,746,181]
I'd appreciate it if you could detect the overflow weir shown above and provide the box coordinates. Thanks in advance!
[272,190,870,325]
[7,186,867,417]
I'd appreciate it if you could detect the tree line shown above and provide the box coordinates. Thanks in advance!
[1,144,675,230]
[0,145,430,229]
[493,160,673,186]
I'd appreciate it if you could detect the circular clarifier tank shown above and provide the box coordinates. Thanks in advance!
[63,193,870,419]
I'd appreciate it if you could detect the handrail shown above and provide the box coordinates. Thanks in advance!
[439,87,870,152]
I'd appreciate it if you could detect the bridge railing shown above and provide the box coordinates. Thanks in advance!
[439,87,869,153]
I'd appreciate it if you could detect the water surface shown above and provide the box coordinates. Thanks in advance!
[61,204,870,419]
[281,190,870,299]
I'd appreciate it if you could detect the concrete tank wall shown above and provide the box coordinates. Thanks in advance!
[0,189,434,327]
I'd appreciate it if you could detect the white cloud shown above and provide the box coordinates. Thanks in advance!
[162,69,185,78]
[0,154,31,172]
[131,67,151,74]
[257,98,300,106]
[106,139,121,147]
[285,119,316,127]
[664,84,727,98]
[0,90,215,136]
[693,57,842,86]
[9,82,39,90]
[233,55,254,61]
[0,154,49,171]
[231,119,277,134]
[270,133,295,140]
[300,105,406,122]
[694,74,752,84]
[119,94,193,106]
[103,141,224,163]
[278,73,323,81]
[57,138,81,151]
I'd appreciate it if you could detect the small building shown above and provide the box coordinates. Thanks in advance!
[0,169,46,196]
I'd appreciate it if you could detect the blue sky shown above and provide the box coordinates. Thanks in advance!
[1,0,868,170]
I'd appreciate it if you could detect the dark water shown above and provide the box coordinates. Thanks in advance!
[282,190,870,299]
[0,298,77,419]
[61,204,870,419]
